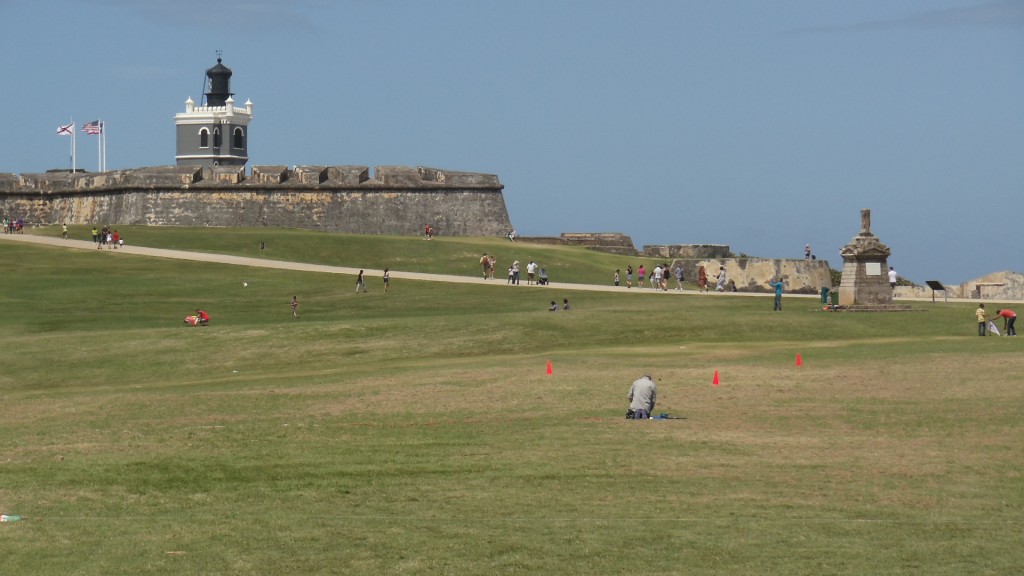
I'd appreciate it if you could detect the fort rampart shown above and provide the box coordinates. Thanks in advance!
[0,165,511,237]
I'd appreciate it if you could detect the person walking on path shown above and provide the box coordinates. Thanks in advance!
[626,265,633,288]
[697,265,708,292]
[674,265,684,291]
[480,254,490,279]
[637,265,646,288]
[62,223,68,240]
[383,268,390,293]
[291,296,299,317]
[768,278,785,311]
[976,303,987,336]
[715,266,727,292]
[614,269,620,287]
[995,309,1017,336]
[356,270,368,293]
[888,266,898,289]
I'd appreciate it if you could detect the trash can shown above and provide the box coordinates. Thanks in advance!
[830,290,840,306]
[820,287,830,304]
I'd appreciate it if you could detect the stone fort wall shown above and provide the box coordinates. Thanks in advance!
[0,165,511,237]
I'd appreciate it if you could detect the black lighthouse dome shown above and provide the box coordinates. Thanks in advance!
[205,57,234,107]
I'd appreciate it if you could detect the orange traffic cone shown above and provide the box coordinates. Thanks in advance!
[546,360,552,375]
[796,353,803,367]
[712,370,720,386]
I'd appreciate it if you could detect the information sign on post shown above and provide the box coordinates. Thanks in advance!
[925,280,946,303]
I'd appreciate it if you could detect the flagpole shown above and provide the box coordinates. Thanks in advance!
[67,118,73,171]
[102,120,106,172]
[97,120,102,172]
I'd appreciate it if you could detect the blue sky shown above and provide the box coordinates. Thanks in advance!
[1,0,1021,283]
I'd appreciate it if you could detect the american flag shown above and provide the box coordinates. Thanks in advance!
[82,120,103,135]
[57,122,74,136]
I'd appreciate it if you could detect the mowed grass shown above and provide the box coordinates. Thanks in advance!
[45,224,692,287]
[1,229,1022,575]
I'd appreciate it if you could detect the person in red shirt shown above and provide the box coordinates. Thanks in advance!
[195,309,210,326]
[995,309,1016,336]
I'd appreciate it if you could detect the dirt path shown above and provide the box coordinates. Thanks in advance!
[0,232,731,296]
[1,232,1004,303]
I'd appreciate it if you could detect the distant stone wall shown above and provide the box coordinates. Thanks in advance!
[644,244,730,259]
[0,165,511,237]
[516,236,564,246]
[559,233,636,255]
[670,257,832,295]
[895,271,1024,301]
[512,233,638,255]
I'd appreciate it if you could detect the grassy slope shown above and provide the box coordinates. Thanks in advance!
[44,225,708,287]
[1,229,1022,575]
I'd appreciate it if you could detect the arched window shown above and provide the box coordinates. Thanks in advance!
[213,128,222,149]
[199,128,209,148]
[233,127,245,149]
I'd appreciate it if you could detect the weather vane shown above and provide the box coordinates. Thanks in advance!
[215,49,223,61]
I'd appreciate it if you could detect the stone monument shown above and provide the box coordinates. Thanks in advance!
[838,209,893,306]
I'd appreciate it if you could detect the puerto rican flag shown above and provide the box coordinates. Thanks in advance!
[57,122,74,136]
[82,120,103,135]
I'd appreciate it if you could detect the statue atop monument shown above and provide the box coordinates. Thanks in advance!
[860,208,871,236]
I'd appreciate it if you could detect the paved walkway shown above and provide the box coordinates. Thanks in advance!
[1,233,1012,303]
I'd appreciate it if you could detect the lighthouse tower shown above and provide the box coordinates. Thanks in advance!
[175,56,252,167]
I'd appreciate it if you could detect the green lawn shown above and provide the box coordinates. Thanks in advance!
[46,224,691,287]
[1,229,1021,575]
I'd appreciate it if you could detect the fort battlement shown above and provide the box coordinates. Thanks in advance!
[0,165,502,193]
[0,165,511,237]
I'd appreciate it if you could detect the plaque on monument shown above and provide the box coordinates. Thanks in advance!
[866,262,881,276]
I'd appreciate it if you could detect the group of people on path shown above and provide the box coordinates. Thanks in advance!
[616,263,742,294]
[91,225,123,249]
[617,263,683,291]
[479,254,548,286]
[3,217,24,234]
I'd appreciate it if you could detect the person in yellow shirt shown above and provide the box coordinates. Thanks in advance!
[976,303,987,336]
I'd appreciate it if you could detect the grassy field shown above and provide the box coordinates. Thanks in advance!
[1,228,1022,575]
[43,224,698,287]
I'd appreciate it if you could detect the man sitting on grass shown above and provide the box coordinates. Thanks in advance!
[626,374,657,420]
